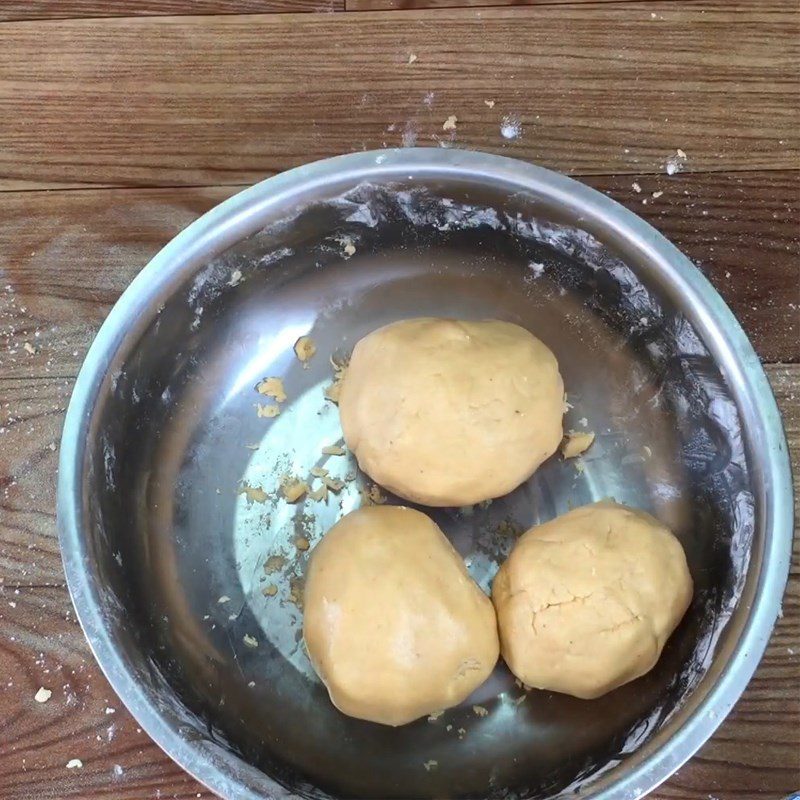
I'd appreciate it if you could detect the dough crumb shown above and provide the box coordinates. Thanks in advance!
[514,694,527,705]
[324,356,348,403]
[321,444,346,456]
[408,53,417,64]
[66,759,83,769]
[484,100,495,108]
[310,466,329,478]
[24,342,37,355]
[282,477,309,503]
[256,402,280,418]
[360,482,387,506]
[561,431,595,459]
[665,149,688,175]
[228,269,243,287]
[427,710,444,722]
[496,518,520,537]
[264,555,286,574]
[340,238,356,257]
[446,724,453,731]
[289,577,304,608]
[472,704,489,717]
[237,483,268,504]
[256,376,287,402]
[632,181,642,193]
[242,634,259,648]
[294,336,316,365]
[34,687,52,703]
[308,484,329,503]
[423,760,438,771]
[262,584,278,597]
[442,115,458,131]
[457,727,466,739]
[323,475,345,493]
[294,536,310,552]
[217,595,231,604]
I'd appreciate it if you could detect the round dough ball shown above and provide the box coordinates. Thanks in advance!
[492,501,692,699]
[339,318,564,506]
[303,505,499,725]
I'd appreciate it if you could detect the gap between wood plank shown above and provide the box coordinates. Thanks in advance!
[0,1,796,188]
[0,0,696,24]
[1,164,797,195]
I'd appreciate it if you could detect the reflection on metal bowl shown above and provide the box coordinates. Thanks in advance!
[58,149,793,800]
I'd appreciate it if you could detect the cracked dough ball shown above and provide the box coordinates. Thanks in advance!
[303,505,499,725]
[339,318,564,506]
[492,501,692,699]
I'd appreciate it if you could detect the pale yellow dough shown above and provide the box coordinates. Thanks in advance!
[338,318,564,506]
[492,501,692,699]
[303,506,499,725]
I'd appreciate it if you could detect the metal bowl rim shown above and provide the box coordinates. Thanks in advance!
[57,147,794,800]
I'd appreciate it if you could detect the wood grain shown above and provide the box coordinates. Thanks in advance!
[1,357,797,584]
[0,0,341,21]
[0,1,797,190]
[1,170,796,391]
[0,588,215,799]
[0,520,796,799]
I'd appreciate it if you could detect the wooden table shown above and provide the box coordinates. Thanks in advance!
[0,1,797,798]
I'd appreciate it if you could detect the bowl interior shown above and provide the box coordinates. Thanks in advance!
[79,176,756,799]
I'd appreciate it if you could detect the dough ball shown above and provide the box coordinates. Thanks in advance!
[339,318,564,506]
[492,501,692,699]
[303,505,499,725]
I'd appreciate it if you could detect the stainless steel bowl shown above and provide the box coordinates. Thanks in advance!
[58,149,793,800]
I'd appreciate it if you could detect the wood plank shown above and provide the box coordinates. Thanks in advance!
[0,0,342,21]
[0,1,797,190]
[0,186,234,382]
[0,589,214,799]
[0,545,796,799]
[1,170,796,391]
[1,353,797,584]
[0,1,342,21]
